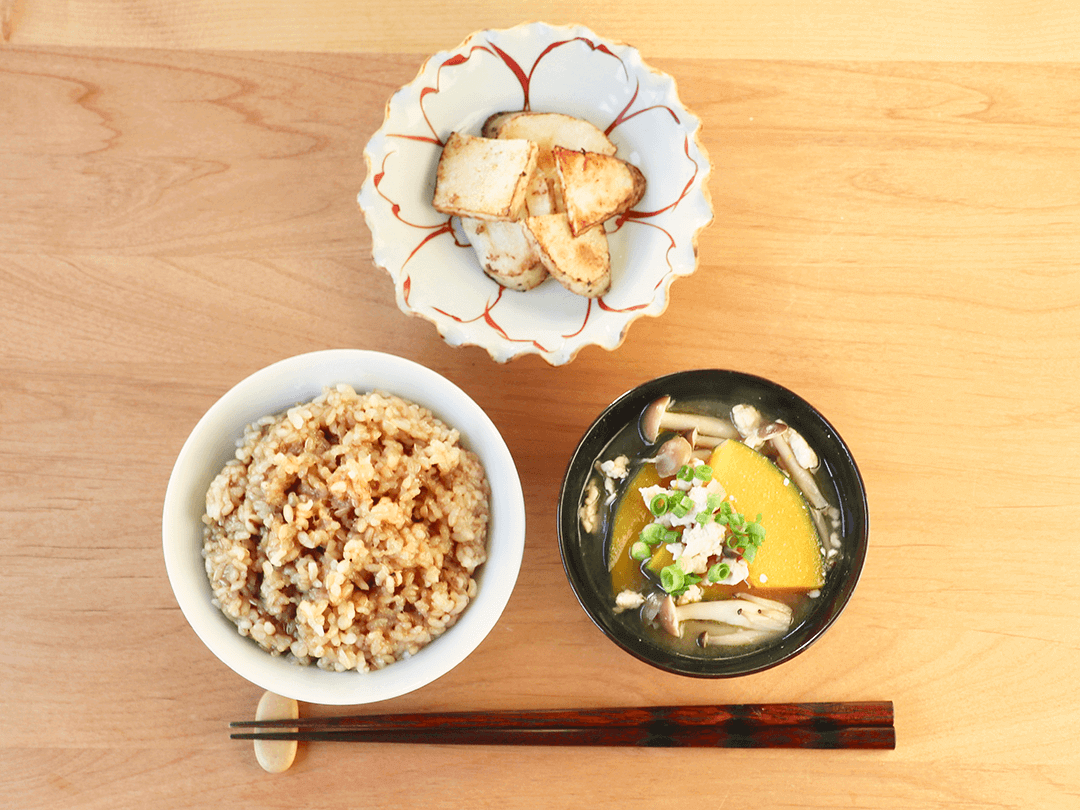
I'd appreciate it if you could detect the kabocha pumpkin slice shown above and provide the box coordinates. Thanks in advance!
[608,464,661,571]
[708,440,825,590]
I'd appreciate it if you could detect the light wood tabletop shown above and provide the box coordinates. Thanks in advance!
[2,2,1079,808]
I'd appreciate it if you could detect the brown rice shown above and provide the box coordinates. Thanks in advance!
[201,384,490,672]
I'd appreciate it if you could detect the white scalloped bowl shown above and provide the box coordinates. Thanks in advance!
[162,350,526,705]
[358,22,713,365]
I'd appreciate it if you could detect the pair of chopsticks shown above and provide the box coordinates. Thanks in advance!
[231,701,894,749]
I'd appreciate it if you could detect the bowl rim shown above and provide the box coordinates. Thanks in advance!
[162,349,526,704]
[557,368,869,677]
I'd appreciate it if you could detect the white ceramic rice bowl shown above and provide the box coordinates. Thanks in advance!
[162,350,525,705]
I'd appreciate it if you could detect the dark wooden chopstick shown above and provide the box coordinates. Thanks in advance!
[231,700,892,730]
[231,724,894,749]
[230,701,894,749]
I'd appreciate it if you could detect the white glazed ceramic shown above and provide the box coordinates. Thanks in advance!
[358,22,713,365]
[162,350,526,705]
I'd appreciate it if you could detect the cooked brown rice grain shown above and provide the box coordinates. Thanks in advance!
[201,384,490,672]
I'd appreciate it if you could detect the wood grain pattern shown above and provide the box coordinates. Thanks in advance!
[3,1,1080,61]
[1,37,1079,810]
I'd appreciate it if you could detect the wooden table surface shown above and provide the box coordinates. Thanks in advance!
[3,3,1079,808]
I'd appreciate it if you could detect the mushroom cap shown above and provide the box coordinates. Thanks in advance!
[654,435,692,478]
[640,395,672,443]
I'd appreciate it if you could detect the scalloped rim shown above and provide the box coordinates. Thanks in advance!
[358,21,713,365]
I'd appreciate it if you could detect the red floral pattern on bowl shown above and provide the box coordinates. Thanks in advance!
[358,22,713,365]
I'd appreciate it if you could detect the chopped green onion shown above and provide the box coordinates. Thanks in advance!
[706,494,725,512]
[676,465,694,482]
[660,564,685,594]
[649,494,670,516]
[630,540,651,561]
[695,510,713,524]
[666,490,691,515]
[707,562,731,582]
[693,464,713,481]
[663,527,681,544]
[640,523,666,547]
[705,501,767,560]
[716,501,734,524]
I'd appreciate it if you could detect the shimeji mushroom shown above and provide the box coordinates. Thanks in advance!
[731,403,828,510]
[698,627,777,647]
[657,592,793,640]
[652,435,693,477]
[786,428,819,472]
[641,396,740,445]
[698,594,796,647]
[769,432,828,510]
[730,403,787,450]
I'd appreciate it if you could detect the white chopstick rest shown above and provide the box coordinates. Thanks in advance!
[253,691,299,773]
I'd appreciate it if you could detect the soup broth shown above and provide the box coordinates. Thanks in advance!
[584,395,843,656]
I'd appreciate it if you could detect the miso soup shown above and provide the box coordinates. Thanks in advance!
[581,394,843,656]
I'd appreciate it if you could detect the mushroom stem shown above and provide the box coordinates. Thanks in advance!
[733,592,794,614]
[787,428,820,471]
[657,593,793,638]
[641,396,738,443]
[698,628,780,648]
[693,433,726,450]
[658,411,739,441]
[809,506,831,549]
[769,433,829,510]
